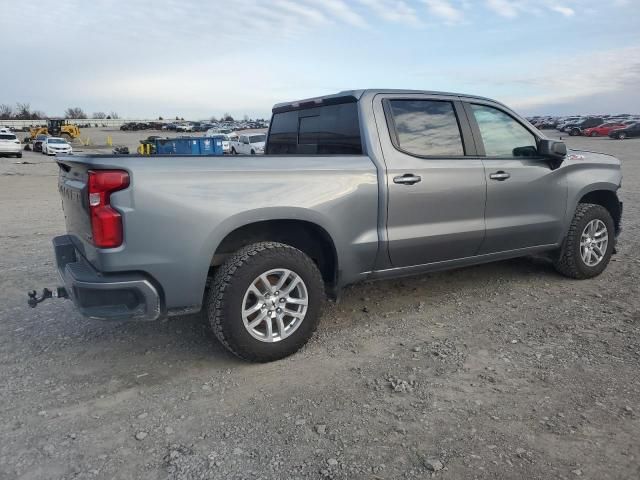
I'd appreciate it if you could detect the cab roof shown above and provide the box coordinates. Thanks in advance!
[272,89,500,113]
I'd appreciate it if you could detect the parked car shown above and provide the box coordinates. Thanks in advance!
[176,123,194,132]
[205,130,232,153]
[566,117,604,136]
[0,126,14,134]
[32,134,49,152]
[583,123,627,137]
[230,133,266,154]
[38,89,622,362]
[42,137,73,155]
[0,132,22,158]
[608,122,640,140]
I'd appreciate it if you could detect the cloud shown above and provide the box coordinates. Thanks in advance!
[549,5,575,17]
[423,0,465,24]
[501,46,640,112]
[485,0,521,18]
[357,0,422,26]
[317,0,369,28]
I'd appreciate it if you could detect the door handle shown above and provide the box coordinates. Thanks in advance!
[393,174,422,185]
[489,171,511,181]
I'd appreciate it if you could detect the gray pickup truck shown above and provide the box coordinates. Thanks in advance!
[36,89,623,362]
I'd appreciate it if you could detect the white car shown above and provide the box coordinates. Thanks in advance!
[42,137,73,155]
[205,130,231,153]
[230,133,266,155]
[0,127,13,134]
[0,132,22,158]
[176,123,194,132]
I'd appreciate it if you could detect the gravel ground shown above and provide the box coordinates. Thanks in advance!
[1,131,639,479]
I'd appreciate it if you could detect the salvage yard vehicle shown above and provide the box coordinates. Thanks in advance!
[29,118,80,143]
[583,122,626,137]
[566,117,605,136]
[31,134,48,152]
[0,132,22,158]
[608,122,640,140]
[42,137,73,155]
[230,133,266,154]
[32,89,623,362]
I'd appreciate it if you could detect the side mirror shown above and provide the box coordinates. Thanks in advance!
[538,139,567,160]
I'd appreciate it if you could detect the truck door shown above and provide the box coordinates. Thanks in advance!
[463,102,567,254]
[374,94,487,268]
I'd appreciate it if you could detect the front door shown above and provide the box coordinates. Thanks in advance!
[465,102,567,254]
[375,95,487,268]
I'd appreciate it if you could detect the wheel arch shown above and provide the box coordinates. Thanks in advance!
[577,188,622,235]
[208,215,340,295]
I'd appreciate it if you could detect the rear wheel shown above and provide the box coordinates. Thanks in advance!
[16,152,22,158]
[553,203,615,279]
[590,131,598,137]
[231,147,237,155]
[206,242,325,362]
[618,132,626,140]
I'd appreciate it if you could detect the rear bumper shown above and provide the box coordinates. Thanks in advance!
[53,235,162,321]
[0,145,21,153]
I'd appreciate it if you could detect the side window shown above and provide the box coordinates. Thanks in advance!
[471,104,537,157]
[266,102,362,155]
[387,100,464,157]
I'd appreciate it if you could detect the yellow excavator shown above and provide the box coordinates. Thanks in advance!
[29,119,81,142]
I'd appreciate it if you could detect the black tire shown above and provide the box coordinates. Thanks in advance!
[16,152,22,158]
[250,149,255,155]
[618,132,626,140]
[231,147,236,155]
[206,242,325,362]
[553,203,615,279]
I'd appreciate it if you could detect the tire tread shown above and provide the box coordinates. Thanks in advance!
[207,242,324,362]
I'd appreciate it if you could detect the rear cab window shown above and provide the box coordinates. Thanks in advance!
[267,101,362,155]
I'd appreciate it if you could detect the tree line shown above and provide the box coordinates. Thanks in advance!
[0,103,119,120]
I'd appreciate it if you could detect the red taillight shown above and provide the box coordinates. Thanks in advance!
[88,170,129,248]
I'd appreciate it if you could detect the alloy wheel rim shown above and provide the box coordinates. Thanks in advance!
[580,219,608,267]
[241,269,308,343]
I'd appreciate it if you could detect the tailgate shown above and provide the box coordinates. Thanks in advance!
[57,159,93,254]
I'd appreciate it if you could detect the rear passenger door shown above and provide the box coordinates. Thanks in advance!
[464,102,567,254]
[375,94,487,267]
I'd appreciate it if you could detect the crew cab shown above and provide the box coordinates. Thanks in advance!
[230,133,266,154]
[38,89,623,362]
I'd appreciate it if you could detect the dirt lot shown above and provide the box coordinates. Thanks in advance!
[1,132,639,480]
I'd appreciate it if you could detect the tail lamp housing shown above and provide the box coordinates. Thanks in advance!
[88,170,130,248]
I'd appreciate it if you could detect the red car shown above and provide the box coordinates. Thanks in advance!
[583,123,626,137]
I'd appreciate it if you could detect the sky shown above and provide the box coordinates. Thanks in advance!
[1,0,639,119]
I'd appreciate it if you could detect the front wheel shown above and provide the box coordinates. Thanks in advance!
[553,203,615,279]
[206,242,325,362]
[618,132,626,140]
[590,132,598,137]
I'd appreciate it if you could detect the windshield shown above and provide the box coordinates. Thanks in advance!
[49,138,67,144]
[249,134,266,143]
[0,134,17,140]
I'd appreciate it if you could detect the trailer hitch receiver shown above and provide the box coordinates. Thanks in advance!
[27,287,69,308]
